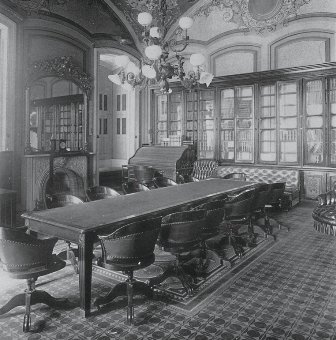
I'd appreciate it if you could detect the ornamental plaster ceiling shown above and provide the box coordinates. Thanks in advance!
[3,0,329,70]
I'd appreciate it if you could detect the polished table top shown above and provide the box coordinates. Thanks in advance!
[22,179,253,242]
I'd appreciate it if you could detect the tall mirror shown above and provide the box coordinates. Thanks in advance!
[25,56,91,154]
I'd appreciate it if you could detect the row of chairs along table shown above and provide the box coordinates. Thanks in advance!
[0,165,288,331]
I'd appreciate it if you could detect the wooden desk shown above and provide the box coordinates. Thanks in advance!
[22,179,253,317]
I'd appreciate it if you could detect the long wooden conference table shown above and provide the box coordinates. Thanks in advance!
[22,179,254,317]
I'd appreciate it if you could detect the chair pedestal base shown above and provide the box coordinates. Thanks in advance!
[149,258,197,297]
[256,217,289,235]
[93,272,153,325]
[188,247,231,277]
[0,279,69,333]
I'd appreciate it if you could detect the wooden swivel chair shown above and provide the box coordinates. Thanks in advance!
[86,186,120,201]
[132,165,155,188]
[153,177,178,188]
[122,181,150,194]
[151,210,206,296]
[0,227,68,332]
[222,172,247,181]
[46,193,85,273]
[256,182,288,233]
[190,199,228,273]
[217,188,255,260]
[93,216,162,325]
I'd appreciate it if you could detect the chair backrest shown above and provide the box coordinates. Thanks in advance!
[122,181,150,194]
[99,216,162,265]
[192,199,224,231]
[153,177,178,188]
[159,210,206,247]
[86,186,121,201]
[268,182,286,206]
[46,193,85,209]
[225,188,255,220]
[132,165,155,185]
[223,172,246,181]
[0,227,57,273]
[191,160,218,180]
[251,183,270,211]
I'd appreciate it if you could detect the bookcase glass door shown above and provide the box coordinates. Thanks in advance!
[185,91,198,144]
[169,92,182,146]
[198,90,215,159]
[304,79,324,165]
[329,77,336,165]
[30,96,83,152]
[259,85,276,162]
[278,81,299,164]
[236,86,254,162]
[220,88,235,161]
[156,94,168,145]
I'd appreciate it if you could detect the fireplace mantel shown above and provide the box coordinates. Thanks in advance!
[22,152,92,211]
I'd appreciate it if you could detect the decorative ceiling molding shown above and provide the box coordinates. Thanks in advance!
[7,0,135,45]
[26,56,91,96]
[191,0,312,34]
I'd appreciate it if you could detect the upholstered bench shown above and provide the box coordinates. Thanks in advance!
[217,166,300,211]
[312,186,336,236]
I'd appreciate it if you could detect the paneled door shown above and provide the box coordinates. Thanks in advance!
[112,90,128,161]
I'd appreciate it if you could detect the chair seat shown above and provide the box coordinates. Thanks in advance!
[5,254,66,280]
[101,253,155,272]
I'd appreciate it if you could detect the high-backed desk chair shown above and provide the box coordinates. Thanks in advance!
[86,186,120,201]
[46,193,85,273]
[93,216,162,325]
[132,165,155,188]
[0,227,68,332]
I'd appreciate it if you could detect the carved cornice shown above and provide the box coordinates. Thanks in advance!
[25,56,91,97]
[192,0,312,35]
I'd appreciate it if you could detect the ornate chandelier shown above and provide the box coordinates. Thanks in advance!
[108,0,214,93]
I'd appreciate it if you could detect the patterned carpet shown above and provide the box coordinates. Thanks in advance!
[1,201,336,339]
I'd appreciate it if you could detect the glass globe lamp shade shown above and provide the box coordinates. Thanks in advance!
[150,27,160,38]
[108,74,122,85]
[142,65,156,79]
[179,17,193,30]
[145,45,162,60]
[114,55,130,68]
[138,12,152,26]
[190,53,206,66]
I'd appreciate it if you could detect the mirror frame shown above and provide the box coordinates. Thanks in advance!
[24,56,91,154]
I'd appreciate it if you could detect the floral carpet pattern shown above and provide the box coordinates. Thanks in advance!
[0,201,336,340]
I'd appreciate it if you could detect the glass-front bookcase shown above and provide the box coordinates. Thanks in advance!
[303,79,324,165]
[259,85,276,162]
[185,91,198,144]
[29,94,84,152]
[220,85,254,163]
[278,81,299,164]
[330,77,336,165]
[198,90,215,159]
[156,94,168,145]
[155,92,183,146]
